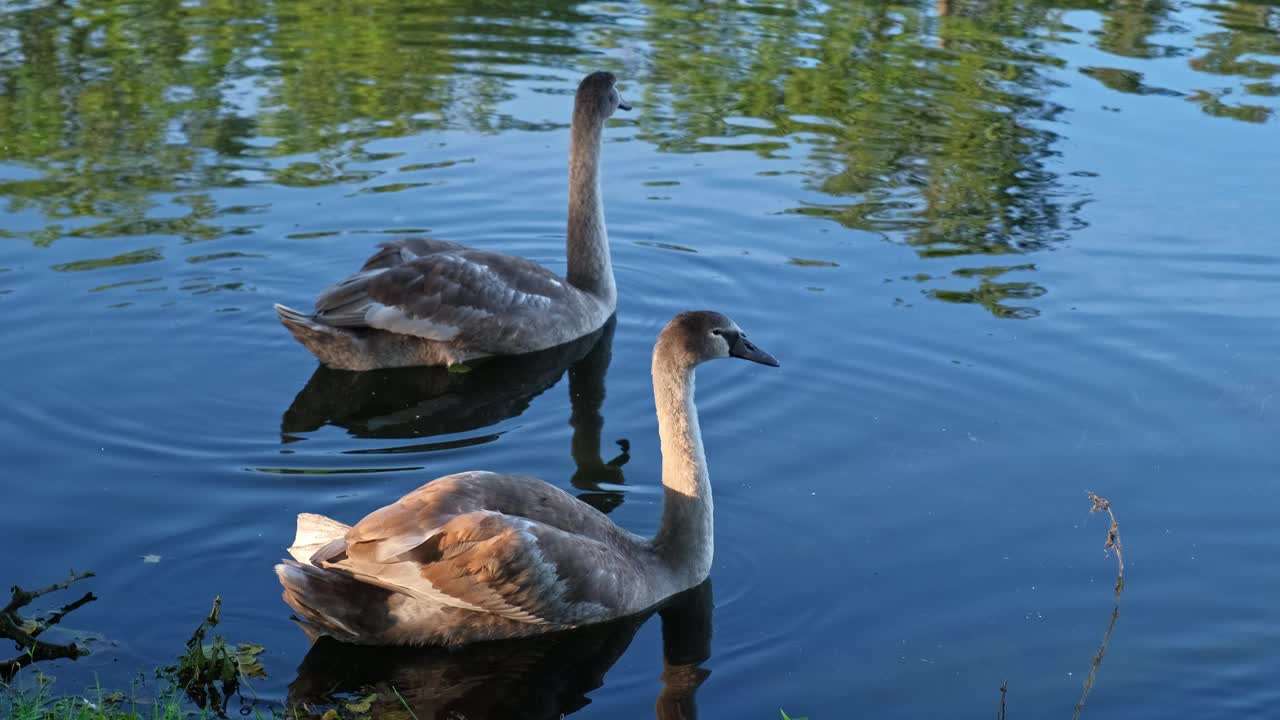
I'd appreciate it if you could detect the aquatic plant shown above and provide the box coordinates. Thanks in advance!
[160,597,265,717]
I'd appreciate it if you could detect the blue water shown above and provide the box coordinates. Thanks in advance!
[2,0,1279,717]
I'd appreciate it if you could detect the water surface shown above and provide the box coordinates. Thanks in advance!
[2,0,1279,717]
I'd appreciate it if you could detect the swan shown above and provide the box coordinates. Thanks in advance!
[273,71,630,370]
[285,581,713,718]
[275,310,778,645]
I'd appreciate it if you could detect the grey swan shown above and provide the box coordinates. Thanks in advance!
[275,311,777,645]
[273,71,630,370]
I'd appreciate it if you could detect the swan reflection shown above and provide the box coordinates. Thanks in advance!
[281,317,627,512]
[285,579,712,720]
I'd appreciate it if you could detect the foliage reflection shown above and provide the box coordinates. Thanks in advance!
[0,0,1275,316]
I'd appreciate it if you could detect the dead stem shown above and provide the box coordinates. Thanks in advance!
[998,681,1008,720]
[1072,493,1125,720]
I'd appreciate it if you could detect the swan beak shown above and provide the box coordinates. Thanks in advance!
[729,335,779,367]
[617,98,633,111]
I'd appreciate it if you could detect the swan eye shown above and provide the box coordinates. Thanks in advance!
[711,328,723,336]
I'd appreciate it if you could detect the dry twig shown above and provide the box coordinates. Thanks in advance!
[1072,493,1125,720]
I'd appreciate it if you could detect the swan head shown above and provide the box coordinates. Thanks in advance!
[657,311,779,369]
[575,71,631,122]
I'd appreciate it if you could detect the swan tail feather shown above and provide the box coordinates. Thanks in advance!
[274,303,369,370]
[287,512,351,563]
[275,560,366,643]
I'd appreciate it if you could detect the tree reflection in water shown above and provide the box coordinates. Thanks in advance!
[0,0,1276,316]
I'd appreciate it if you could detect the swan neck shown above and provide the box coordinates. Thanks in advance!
[651,354,712,583]
[566,114,614,303]
[569,323,613,468]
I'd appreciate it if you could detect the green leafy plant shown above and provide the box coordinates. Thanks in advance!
[160,597,266,717]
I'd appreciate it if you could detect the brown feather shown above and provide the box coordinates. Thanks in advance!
[280,472,664,644]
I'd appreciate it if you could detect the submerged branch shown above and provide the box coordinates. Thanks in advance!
[1071,493,1125,720]
[0,570,97,682]
[3,570,94,615]
[31,591,98,639]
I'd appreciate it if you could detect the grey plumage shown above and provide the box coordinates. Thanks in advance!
[275,311,779,646]
[275,72,629,370]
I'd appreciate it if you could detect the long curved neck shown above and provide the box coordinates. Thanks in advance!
[566,110,615,303]
[650,354,712,584]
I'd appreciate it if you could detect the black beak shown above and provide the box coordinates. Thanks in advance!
[729,334,779,367]
[617,98,632,112]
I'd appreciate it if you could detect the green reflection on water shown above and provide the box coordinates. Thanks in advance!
[51,246,163,272]
[0,0,1276,318]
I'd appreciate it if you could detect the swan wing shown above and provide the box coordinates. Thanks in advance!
[337,472,625,556]
[303,472,642,625]
[317,508,641,626]
[357,237,468,270]
[310,240,575,348]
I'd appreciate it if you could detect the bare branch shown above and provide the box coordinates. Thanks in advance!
[0,570,96,682]
[4,570,95,615]
[2,640,88,683]
[31,591,98,638]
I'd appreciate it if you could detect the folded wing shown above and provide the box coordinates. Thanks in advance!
[304,472,644,627]
[309,239,574,348]
[316,510,637,626]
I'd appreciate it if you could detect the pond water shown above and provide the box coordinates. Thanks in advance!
[2,0,1279,717]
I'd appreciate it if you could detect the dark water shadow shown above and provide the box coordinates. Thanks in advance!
[280,317,615,441]
[285,579,713,720]
[281,317,629,512]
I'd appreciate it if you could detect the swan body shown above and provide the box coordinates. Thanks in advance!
[285,581,712,719]
[276,310,778,645]
[274,71,630,370]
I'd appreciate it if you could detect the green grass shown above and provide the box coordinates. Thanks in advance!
[1,681,418,720]
[0,677,294,720]
[1,678,194,720]
[0,595,414,720]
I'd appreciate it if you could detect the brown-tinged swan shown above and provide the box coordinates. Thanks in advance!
[275,311,778,645]
[273,71,630,370]
[284,580,713,720]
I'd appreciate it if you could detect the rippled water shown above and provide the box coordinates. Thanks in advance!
[2,0,1278,717]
